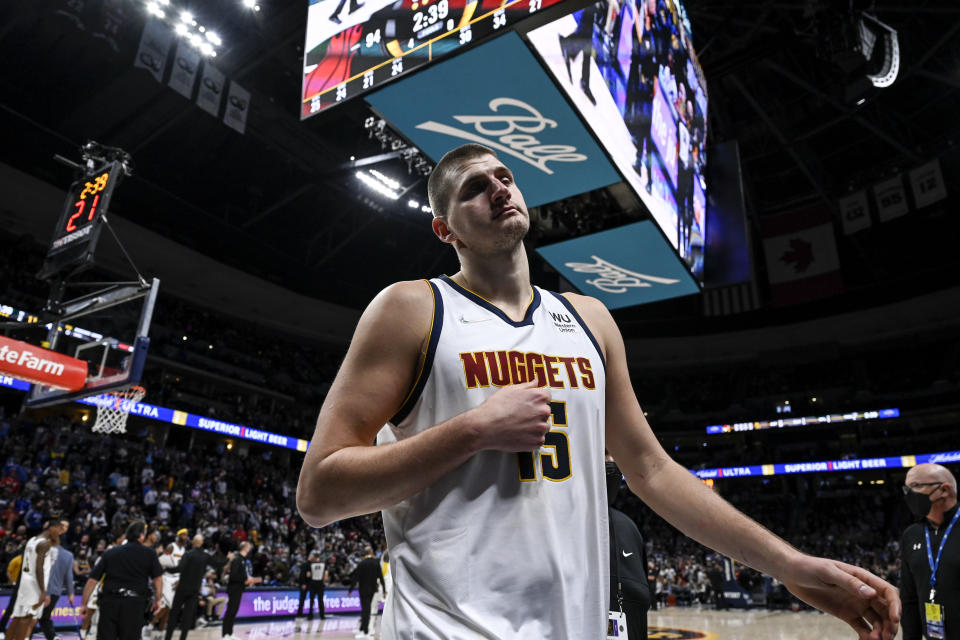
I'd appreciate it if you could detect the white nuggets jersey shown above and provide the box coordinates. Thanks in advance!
[377,276,608,639]
[21,534,56,588]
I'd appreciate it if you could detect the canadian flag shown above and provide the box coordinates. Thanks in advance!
[761,206,843,306]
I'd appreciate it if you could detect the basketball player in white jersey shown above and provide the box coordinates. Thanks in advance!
[151,543,178,638]
[167,529,189,605]
[171,529,189,564]
[8,521,60,640]
[297,144,900,639]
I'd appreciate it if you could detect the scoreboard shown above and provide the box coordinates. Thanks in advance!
[38,160,122,280]
[301,0,564,118]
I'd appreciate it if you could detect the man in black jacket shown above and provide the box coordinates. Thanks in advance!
[165,535,216,640]
[80,521,162,640]
[901,463,960,640]
[348,547,385,640]
[221,543,261,640]
[607,457,650,640]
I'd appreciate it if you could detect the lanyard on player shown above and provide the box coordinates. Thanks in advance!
[924,507,960,601]
[609,510,623,613]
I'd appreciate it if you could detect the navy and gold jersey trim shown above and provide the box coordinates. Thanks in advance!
[390,280,444,425]
[440,274,541,327]
[550,291,606,372]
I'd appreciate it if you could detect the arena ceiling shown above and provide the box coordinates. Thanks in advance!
[1,0,958,324]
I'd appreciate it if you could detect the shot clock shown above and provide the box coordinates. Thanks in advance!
[38,160,123,280]
[301,0,564,118]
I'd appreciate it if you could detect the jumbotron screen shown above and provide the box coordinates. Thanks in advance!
[301,0,564,118]
[528,0,708,281]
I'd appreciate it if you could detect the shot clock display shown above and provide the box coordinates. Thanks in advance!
[38,160,122,280]
[301,0,564,118]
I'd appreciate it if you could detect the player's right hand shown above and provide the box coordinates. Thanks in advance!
[469,380,552,452]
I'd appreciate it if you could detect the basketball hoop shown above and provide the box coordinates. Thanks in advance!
[91,385,146,435]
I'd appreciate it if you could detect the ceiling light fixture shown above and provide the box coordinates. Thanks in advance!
[369,169,400,190]
[146,1,165,18]
[356,171,400,200]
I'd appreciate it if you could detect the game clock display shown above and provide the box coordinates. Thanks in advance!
[301,0,564,118]
[38,160,122,280]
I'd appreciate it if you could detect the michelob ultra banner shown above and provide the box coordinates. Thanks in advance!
[536,221,700,309]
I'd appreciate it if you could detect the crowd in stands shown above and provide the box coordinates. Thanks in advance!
[0,401,940,621]
[613,476,908,610]
[0,410,385,595]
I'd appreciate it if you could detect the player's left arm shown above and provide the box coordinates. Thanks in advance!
[563,292,900,640]
[35,540,51,601]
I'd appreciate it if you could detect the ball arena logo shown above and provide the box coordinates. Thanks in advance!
[649,626,717,639]
[415,97,587,175]
[564,256,681,294]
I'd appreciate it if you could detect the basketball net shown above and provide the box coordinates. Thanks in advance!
[91,385,146,435]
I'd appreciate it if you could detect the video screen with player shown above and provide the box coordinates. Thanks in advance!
[527,0,708,281]
[301,0,564,118]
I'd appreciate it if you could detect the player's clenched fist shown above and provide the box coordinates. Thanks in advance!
[468,380,553,452]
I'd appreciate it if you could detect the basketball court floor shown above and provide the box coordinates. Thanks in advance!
[148,607,903,639]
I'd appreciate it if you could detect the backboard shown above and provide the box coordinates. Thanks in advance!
[22,277,159,408]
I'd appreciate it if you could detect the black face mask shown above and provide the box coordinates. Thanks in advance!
[905,489,934,519]
[605,461,622,507]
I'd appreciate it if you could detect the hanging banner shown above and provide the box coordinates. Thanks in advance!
[224,81,251,134]
[760,206,843,306]
[197,63,226,117]
[168,41,202,100]
[134,17,173,83]
[91,0,131,53]
[838,190,871,234]
[909,159,947,208]
[873,175,908,221]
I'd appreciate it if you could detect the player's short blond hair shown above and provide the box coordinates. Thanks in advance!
[427,144,498,218]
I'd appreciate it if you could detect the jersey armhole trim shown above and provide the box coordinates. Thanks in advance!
[390,279,443,426]
[551,292,606,372]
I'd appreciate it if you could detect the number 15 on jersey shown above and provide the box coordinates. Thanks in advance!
[518,401,571,482]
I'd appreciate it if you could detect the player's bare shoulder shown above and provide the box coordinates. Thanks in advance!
[559,292,615,354]
[356,279,436,353]
[368,279,434,313]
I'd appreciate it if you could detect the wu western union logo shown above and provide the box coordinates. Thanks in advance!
[460,351,595,390]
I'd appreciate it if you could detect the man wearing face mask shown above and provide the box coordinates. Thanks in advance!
[901,463,960,639]
[606,454,650,639]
